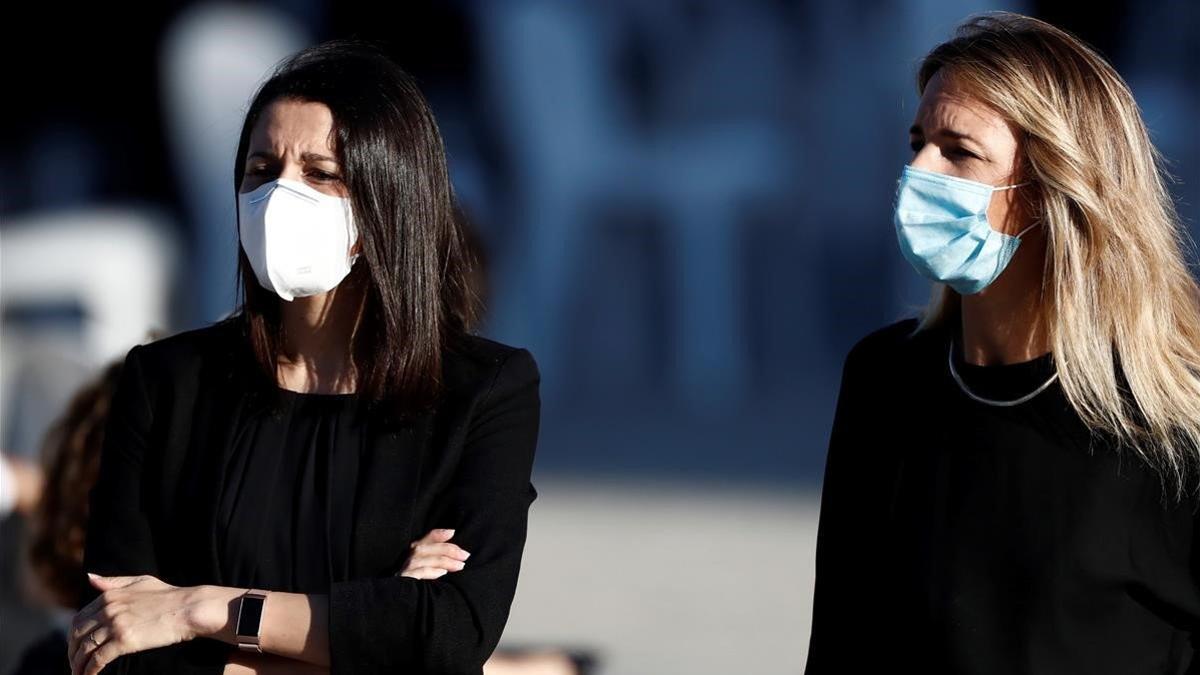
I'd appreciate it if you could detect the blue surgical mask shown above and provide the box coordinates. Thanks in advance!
[893,165,1036,295]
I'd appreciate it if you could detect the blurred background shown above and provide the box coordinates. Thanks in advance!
[1,1,1197,673]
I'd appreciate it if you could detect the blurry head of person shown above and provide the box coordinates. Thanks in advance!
[910,12,1200,498]
[25,360,124,611]
[232,39,481,414]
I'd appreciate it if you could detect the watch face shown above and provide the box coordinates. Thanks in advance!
[236,595,265,638]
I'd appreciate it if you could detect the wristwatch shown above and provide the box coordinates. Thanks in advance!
[234,589,269,653]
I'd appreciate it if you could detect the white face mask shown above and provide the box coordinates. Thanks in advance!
[237,177,360,302]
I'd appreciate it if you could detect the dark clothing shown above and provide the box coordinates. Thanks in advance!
[216,390,365,595]
[805,318,1200,674]
[80,314,541,675]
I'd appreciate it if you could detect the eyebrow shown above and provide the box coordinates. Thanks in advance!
[246,150,339,164]
[909,124,978,143]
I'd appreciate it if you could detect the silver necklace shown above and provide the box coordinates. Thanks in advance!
[947,340,1059,407]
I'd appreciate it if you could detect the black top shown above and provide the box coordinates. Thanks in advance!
[216,388,365,594]
[805,318,1200,675]
[81,315,541,675]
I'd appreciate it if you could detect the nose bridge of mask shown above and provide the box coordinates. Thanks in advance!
[897,167,1035,234]
[899,165,1027,201]
[249,178,356,246]
[245,176,346,204]
[274,177,327,204]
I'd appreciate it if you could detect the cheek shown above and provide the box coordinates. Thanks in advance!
[986,189,1026,235]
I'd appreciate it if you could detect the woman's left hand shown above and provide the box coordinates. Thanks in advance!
[68,572,213,675]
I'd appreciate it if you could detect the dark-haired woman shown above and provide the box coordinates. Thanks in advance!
[67,41,540,675]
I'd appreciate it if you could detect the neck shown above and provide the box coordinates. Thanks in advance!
[958,227,1050,365]
[276,277,366,393]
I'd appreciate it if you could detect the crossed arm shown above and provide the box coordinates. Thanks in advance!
[68,571,333,675]
[69,528,470,675]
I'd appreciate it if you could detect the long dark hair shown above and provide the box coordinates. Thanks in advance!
[231,40,481,414]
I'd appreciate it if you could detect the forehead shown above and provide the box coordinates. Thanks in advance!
[914,70,1012,141]
[248,98,338,155]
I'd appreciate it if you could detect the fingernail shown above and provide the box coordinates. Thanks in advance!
[440,529,455,537]
[87,572,99,579]
[462,551,471,560]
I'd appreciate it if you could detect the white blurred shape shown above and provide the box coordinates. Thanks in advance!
[1,207,178,363]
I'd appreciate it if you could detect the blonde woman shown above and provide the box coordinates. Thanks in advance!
[806,13,1200,674]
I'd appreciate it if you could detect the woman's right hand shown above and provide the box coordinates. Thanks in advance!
[398,528,471,580]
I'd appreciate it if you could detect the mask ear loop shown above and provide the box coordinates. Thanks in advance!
[992,180,1039,239]
[1014,221,1041,238]
[992,180,1032,191]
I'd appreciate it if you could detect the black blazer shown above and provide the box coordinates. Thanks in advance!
[79,315,541,675]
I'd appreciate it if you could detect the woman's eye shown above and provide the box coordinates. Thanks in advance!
[945,147,977,160]
[308,170,341,182]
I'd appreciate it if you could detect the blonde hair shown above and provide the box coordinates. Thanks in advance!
[914,12,1200,500]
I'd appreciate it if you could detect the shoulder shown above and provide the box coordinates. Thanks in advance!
[444,334,540,400]
[116,317,246,402]
[128,316,243,372]
[839,316,951,381]
[844,317,922,366]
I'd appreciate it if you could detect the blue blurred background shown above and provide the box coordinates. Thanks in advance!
[2,1,1197,672]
